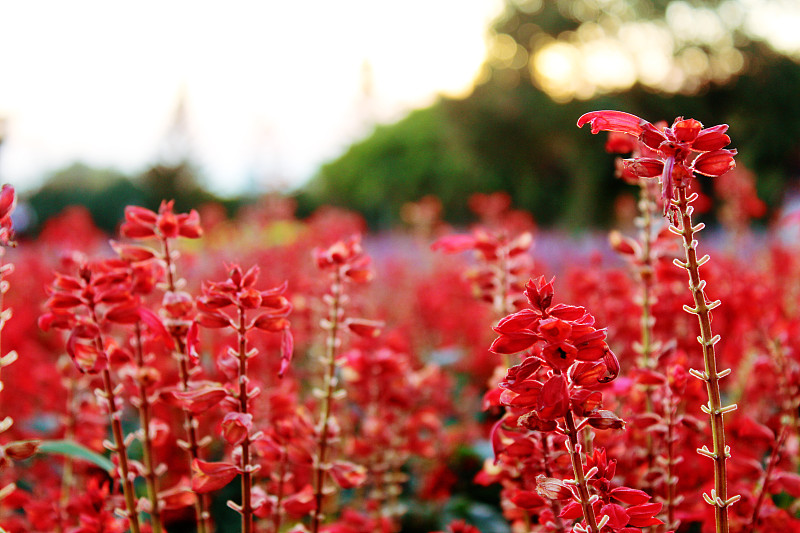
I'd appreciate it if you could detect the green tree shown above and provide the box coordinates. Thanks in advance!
[303,0,800,228]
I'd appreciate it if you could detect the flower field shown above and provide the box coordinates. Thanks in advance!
[0,112,798,533]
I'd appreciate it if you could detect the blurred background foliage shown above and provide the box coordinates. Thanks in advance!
[20,0,800,231]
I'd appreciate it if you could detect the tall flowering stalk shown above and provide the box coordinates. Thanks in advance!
[119,201,212,532]
[0,186,38,506]
[195,264,293,532]
[40,259,153,533]
[109,242,171,532]
[311,236,379,533]
[490,277,662,532]
[579,110,740,532]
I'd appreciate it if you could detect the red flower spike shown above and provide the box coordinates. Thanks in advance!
[191,459,239,493]
[121,201,203,240]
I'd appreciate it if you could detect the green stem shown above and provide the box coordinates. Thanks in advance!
[161,238,211,533]
[133,322,163,533]
[271,447,288,533]
[751,427,788,530]
[539,433,566,532]
[311,269,343,533]
[674,186,735,532]
[564,411,599,533]
[237,307,253,533]
[663,386,679,532]
[101,368,141,533]
[89,303,141,533]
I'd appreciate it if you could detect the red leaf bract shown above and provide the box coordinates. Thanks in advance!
[537,374,569,420]
[490,332,537,355]
[625,157,664,178]
[191,459,238,493]
[672,118,702,142]
[693,149,737,177]
[610,486,651,505]
[691,124,730,151]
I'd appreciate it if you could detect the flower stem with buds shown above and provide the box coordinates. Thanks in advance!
[161,238,211,533]
[751,427,788,530]
[236,306,254,533]
[88,303,141,533]
[132,322,163,533]
[100,368,141,533]
[312,269,344,533]
[539,434,566,532]
[563,411,600,533]
[671,186,738,532]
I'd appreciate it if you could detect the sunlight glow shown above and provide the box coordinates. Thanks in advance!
[0,0,504,194]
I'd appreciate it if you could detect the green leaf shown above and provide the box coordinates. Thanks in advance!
[37,439,114,473]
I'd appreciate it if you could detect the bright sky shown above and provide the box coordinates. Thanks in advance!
[0,0,503,195]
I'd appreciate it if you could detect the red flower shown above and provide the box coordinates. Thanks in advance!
[120,200,203,240]
[578,111,736,212]
[220,412,253,446]
[191,459,239,493]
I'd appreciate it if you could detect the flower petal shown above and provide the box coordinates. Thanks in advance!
[693,149,737,177]
[577,110,645,136]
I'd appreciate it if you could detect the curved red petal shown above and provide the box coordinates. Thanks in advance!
[577,110,646,136]
[693,149,737,177]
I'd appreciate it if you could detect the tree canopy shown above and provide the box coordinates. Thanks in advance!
[301,0,800,228]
